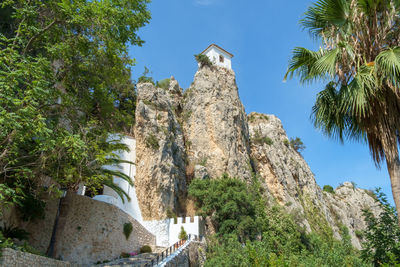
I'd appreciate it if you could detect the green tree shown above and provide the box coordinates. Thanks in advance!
[188,174,260,242]
[362,189,400,266]
[178,226,188,240]
[0,0,150,256]
[193,176,368,266]
[285,0,400,221]
[290,137,306,154]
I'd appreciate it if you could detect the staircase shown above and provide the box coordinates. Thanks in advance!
[94,235,203,267]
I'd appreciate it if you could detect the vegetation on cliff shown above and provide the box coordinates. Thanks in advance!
[189,175,399,266]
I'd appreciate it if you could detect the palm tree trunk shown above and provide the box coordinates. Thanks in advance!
[385,153,400,225]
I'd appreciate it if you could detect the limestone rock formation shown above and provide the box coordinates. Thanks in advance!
[134,65,382,249]
[134,78,187,220]
[183,66,252,181]
[248,112,380,248]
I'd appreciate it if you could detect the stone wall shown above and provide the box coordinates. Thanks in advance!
[23,194,155,266]
[0,248,80,267]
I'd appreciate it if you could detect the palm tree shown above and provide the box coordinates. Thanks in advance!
[285,0,400,221]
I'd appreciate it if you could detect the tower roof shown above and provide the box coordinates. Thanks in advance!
[200,44,234,58]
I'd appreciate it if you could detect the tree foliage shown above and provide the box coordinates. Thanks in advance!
[290,137,306,154]
[285,0,400,219]
[189,175,369,266]
[188,174,261,242]
[0,0,150,221]
[362,189,400,266]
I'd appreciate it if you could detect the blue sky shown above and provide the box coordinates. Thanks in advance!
[129,0,393,203]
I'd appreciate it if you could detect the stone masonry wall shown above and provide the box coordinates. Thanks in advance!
[23,194,155,266]
[0,248,80,267]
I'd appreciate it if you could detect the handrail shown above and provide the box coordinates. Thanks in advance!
[144,234,204,267]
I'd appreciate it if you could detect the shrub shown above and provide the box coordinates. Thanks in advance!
[252,130,273,146]
[283,139,289,146]
[361,188,400,265]
[188,174,260,241]
[195,54,212,67]
[140,245,152,253]
[290,137,306,153]
[120,252,130,258]
[0,224,29,241]
[355,230,363,239]
[199,157,208,167]
[138,67,155,85]
[123,222,133,240]
[178,226,188,240]
[156,78,170,90]
[145,134,159,150]
[323,185,334,194]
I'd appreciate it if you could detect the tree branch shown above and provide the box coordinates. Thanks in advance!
[23,19,58,55]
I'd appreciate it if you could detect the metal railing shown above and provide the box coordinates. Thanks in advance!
[144,234,204,267]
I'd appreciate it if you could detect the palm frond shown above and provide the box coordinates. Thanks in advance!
[285,47,326,83]
[301,0,350,37]
[312,82,347,141]
[375,47,400,88]
[313,48,340,77]
[103,180,131,203]
[340,65,376,118]
[100,168,134,186]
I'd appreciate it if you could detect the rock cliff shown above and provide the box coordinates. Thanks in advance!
[134,78,187,220]
[248,113,380,248]
[183,66,252,181]
[134,65,381,248]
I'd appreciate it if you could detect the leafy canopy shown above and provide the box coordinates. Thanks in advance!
[0,0,150,220]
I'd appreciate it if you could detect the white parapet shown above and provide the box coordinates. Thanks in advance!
[169,216,200,245]
[142,216,201,247]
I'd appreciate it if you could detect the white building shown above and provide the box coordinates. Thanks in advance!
[200,44,234,70]
[92,135,202,247]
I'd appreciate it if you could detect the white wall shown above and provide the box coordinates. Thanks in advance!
[168,216,200,245]
[203,46,232,69]
[141,220,170,247]
[94,136,143,222]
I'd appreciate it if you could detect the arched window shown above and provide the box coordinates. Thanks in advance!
[219,55,224,63]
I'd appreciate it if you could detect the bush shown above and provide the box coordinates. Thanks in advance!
[190,175,368,267]
[283,139,290,146]
[290,137,306,153]
[140,245,152,253]
[120,252,130,258]
[145,134,159,150]
[195,54,212,67]
[0,224,29,241]
[323,185,335,194]
[355,230,363,239]
[156,78,170,90]
[361,188,400,265]
[188,174,260,241]
[138,67,155,85]
[123,222,133,240]
[178,226,188,240]
[252,129,273,146]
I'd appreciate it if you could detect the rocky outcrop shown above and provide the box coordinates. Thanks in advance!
[134,78,187,220]
[134,66,382,249]
[183,66,252,181]
[248,112,380,248]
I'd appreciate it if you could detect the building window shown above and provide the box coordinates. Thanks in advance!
[219,55,224,63]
